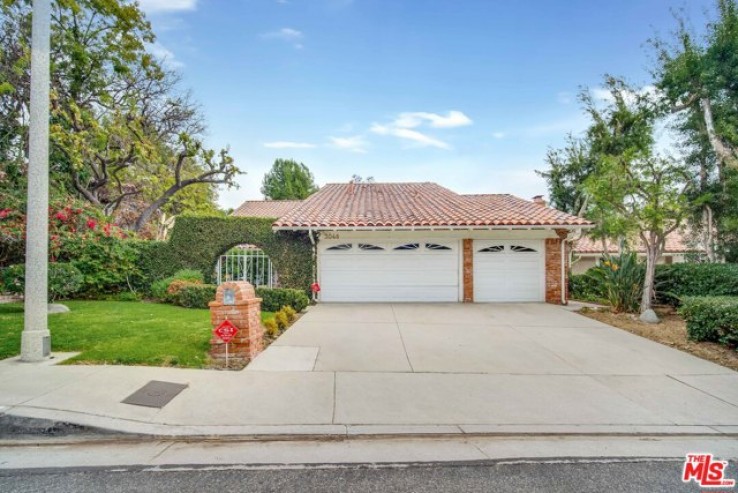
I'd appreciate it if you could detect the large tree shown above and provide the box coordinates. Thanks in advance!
[651,0,738,259]
[581,79,694,313]
[261,159,318,200]
[0,0,240,231]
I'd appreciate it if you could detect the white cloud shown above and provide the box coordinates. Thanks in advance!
[492,132,506,139]
[147,42,184,69]
[329,135,369,153]
[263,141,316,149]
[369,110,470,150]
[371,124,451,150]
[394,110,472,129]
[262,28,304,48]
[138,0,197,13]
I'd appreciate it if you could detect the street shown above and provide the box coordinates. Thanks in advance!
[0,459,704,492]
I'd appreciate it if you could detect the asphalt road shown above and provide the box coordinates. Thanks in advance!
[0,460,705,492]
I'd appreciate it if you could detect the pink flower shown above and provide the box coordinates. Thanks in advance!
[54,211,67,221]
[0,209,10,219]
[86,219,97,230]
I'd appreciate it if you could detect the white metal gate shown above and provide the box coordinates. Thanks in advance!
[216,247,277,287]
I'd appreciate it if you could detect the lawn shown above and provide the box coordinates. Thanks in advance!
[0,301,274,368]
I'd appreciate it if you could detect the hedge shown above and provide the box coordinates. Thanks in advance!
[656,263,738,305]
[678,296,738,347]
[175,284,218,309]
[139,216,313,293]
[256,287,310,312]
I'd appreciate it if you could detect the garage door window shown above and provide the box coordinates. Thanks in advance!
[425,243,452,251]
[326,243,353,251]
[478,245,504,253]
[510,245,537,253]
[358,243,384,251]
[394,243,420,251]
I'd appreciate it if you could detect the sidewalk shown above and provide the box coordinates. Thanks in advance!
[1,351,737,439]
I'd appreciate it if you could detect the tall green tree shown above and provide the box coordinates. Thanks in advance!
[582,79,694,313]
[261,159,318,200]
[0,0,240,231]
[651,0,738,259]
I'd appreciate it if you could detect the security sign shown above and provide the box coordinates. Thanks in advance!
[214,319,238,343]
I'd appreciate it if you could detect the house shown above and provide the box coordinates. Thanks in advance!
[571,229,702,274]
[235,182,593,304]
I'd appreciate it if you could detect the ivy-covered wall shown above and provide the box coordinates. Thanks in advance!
[138,216,314,292]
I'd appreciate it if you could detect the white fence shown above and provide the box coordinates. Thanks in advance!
[215,248,277,287]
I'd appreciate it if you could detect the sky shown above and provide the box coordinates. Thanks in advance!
[137,0,715,210]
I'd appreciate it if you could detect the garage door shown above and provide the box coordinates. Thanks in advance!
[473,240,544,302]
[319,240,459,302]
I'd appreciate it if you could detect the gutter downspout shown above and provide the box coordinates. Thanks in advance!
[308,229,317,302]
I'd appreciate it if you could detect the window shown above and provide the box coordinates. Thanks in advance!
[478,245,504,253]
[326,243,352,251]
[358,243,384,251]
[425,243,452,251]
[510,245,537,253]
[394,243,420,251]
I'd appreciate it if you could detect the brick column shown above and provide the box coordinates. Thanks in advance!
[544,230,570,304]
[209,281,264,365]
[463,239,473,302]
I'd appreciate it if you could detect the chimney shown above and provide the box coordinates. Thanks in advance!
[348,180,355,195]
[532,195,546,207]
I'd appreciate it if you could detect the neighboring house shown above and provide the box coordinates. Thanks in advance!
[571,229,703,274]
[232,200,303,218]
[234,182,593,305]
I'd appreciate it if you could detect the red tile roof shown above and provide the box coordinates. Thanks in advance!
[232,200,302,218]
[272,182,592,229]
[574,229,701,254]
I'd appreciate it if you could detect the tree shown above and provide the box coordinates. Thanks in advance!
[582,79,694,313]
[0,0,240,231]
[261,159,318,200]
[651,0,738,259]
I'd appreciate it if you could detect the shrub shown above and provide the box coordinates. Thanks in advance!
[584,252,645,313]
[656,263,738,305]
[1,262,83,301]
[282,305,297,321]
[679,296,738,347]
[275,309,289,330]
[263,318,279,337]
[569,273,604,302]
[151,277,174,301]
[256,287,309,313]
[175,284,217,309]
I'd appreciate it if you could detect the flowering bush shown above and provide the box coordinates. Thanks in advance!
[582,252,645,313]
[0,194,143,297]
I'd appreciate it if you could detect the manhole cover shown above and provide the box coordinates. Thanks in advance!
[122,380,188,408]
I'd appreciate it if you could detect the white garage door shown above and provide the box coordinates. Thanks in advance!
[319,240,459,302]
[473,240,545,302]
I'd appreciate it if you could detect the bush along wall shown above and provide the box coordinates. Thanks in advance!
[679,296,738,348]
[142,216,314,293]
[656,263,738,305]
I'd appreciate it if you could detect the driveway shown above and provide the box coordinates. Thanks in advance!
[247,303,738,430]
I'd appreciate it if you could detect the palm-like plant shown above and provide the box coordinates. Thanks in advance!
[585,251,645,313]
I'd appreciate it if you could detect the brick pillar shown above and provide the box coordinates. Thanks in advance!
[209,281,264,365]
[463,238,473,302]
[545,230,570,305]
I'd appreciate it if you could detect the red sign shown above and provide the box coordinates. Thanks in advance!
[214,319,239,343]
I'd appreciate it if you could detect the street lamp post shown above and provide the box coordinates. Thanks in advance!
[21,0,52,361]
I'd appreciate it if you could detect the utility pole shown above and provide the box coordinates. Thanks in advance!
[21,0,51,361]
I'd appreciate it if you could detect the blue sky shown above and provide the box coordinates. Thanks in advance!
[138,0,713,210]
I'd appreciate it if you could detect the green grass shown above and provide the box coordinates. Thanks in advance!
[0,301,275,368]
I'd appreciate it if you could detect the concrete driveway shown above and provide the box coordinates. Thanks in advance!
[247,303,738,431]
